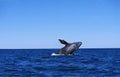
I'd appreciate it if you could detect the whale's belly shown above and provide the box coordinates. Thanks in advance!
[66,44,76,52]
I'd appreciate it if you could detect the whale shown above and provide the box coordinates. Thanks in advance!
[52,39,82,56]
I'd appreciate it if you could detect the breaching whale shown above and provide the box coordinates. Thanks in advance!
[51,39,82,56]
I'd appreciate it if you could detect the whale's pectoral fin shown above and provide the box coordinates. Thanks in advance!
[58,39,68,45]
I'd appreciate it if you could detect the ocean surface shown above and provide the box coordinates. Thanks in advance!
[0,49,120,77]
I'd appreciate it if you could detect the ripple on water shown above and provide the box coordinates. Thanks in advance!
[4,68,18,72]
[33,66,47,71]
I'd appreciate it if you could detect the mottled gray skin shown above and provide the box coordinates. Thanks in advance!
[56,39,82,55]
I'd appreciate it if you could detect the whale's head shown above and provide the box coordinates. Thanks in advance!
[76,42,82,48]
[70,41,82,50]
[65,41,82,54]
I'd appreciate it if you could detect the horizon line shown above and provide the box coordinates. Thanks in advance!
[0,48,120,49]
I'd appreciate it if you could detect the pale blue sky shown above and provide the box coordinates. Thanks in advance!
[0,0,120,48]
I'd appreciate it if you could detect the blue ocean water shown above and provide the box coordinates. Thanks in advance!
[0,49,120,77]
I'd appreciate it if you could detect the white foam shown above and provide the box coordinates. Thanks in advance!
[51,53,65,56]
[51,53,80,56]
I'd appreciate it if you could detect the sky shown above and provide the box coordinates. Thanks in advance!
[0,0,120,48]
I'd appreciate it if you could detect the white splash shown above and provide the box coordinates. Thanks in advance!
[51,53,65,56]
